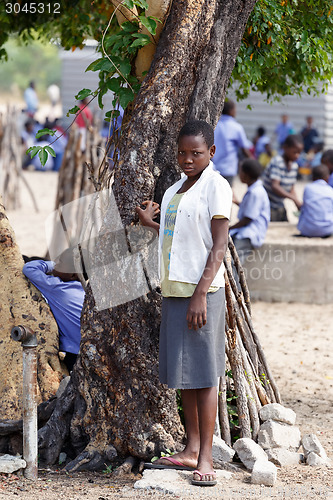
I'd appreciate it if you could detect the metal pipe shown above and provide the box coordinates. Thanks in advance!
[11,325,38,481]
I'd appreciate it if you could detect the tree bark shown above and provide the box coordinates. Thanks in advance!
[0,197,64,421]
[37,0,257,470]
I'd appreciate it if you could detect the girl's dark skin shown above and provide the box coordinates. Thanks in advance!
[136,134,229,483]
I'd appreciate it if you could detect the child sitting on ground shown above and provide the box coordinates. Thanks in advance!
[262,134,303,221]
[297,164,333,238]
[230,159,270,263]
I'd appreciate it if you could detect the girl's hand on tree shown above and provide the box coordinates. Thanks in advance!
[186,291,207,331]
[136,200,160,225]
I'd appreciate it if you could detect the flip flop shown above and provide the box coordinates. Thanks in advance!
[144,456,196,471]
[191,470,217,487]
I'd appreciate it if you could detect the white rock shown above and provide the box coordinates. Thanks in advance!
[0,454,26,474]
[302,434,328,460]
[251,459,277,486]
[258,420,301,451]
[306,452,331,467]
[134,469,232,494]
[134,469,184,495]
[233,438,268,470]
[265,448,303,466]
[212,435,235,464]
[259,403,296,426]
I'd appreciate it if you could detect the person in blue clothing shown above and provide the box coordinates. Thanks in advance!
[213,100,253,186]
[230,159,270,263]
[23,248,86,372]
[297,165,333,238]
[321,149,333,188]
[275,114,294,151]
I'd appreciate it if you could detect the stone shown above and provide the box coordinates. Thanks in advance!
[0,454,26,474]
[265,448,304,466]
[258,420,301,451]
[134,469,232,494]
[251,459,277,486]
[233,438,268,471]
[302,434,328,460]
[56,376,71,399]
[212,435,235,464]
[259,403,296,426]
[306,452,331,467]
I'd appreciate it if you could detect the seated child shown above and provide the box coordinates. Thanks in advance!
[262,134,303,221]
[230,159,270,263]
[321,149,333,188]
[297,164,333,238]
[23,248,86,372]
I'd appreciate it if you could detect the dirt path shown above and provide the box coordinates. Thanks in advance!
[1,172,332,499]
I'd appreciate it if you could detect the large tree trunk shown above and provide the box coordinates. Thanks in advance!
[38,0,257,470]
[0,197,64,426]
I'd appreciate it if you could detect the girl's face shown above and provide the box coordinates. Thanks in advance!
[284,143,303,162]
[177,134,215,180]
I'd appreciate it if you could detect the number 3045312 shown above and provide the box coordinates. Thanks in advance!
[5,3,61,14]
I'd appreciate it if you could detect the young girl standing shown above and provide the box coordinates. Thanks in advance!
[136,120,232,486]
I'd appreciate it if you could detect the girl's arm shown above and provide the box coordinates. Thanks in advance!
[136,201,160,234]
[186,218,229,330]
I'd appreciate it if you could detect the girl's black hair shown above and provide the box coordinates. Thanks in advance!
[178,120,214,148]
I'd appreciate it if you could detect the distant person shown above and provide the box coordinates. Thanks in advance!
[321,149,333,188]
[75,98,93,151]
[75,98,93,129]
[213,99,253,185]
[23,81,39,117]
[230,159,270,263]
[47,84,60,107]
[275,114,294,150]
[258,143,276,168]
[253,126,270,158]
[23,249,86,372]
[300,116,319,153]
[297,165,333,238]
[262,134,303,221]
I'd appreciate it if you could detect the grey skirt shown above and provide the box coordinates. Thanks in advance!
[159,287,225,389]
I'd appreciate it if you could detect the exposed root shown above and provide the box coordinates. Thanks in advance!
[112,456,138,477]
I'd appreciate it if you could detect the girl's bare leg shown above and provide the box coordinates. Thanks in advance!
[194,386,217,481]
[155,389,199,468]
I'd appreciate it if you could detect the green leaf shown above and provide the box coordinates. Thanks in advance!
[130,35,151,48]
[105,110,120,119]
[135,0,149,9]
[120,21,138,33]
[123,0,134,8]
[44,146,56,157]
[38,148,48,167]
[36,128,56,139]
[139,16,157,35]
[27,146,42,159]
[107,78,121,93]
[86,58,113,73]
[67,105,80,116]
[75,88,92,100]
[118,87,135,109]
[118,60,132,78]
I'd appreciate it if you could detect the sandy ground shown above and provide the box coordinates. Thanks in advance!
[1,171,333,499]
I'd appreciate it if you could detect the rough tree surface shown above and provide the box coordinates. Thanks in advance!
[0,197,64,426]
[38,0,257,471]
